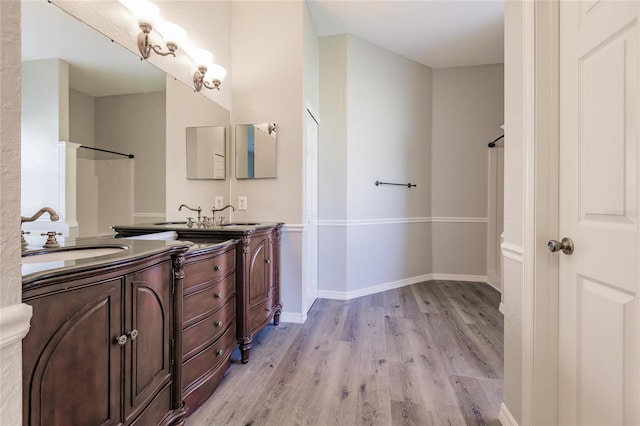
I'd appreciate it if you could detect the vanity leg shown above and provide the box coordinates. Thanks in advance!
[273,303,282,326]
[239,338,252,364]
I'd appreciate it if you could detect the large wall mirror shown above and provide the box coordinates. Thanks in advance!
[21,1,230,236]
[236,123,277,179]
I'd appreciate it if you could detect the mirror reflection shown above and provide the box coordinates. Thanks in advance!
[21,1,230,238]
[236,123,277,179]
[186,126,226,180]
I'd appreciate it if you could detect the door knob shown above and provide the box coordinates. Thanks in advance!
[548,237,574,255]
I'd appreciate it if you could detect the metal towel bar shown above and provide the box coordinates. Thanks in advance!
[375,180,416,188]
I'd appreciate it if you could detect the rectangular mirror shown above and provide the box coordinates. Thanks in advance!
[186,126,226,180]
[236,123,277,179]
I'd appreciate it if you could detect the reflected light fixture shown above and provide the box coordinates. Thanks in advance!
[120,0,187,59]
[193,49,227,91]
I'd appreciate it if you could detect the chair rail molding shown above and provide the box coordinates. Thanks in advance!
[319,217,488,227]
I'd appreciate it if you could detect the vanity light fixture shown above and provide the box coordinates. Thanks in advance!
[193,49,227,91]
[120,0,187,59]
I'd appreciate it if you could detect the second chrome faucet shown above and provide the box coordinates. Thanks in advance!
[212,204,235,226]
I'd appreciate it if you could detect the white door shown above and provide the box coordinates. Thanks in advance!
[303,108,319,314]
[558,1,639,424]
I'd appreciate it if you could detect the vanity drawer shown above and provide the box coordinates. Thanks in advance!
[248,295,274,333]
[183,298,235,361]
[183,274,235,326]
[182,323,236,391]
[184,248,235,292]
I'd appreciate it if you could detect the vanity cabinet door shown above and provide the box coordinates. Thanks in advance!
[22,251,187,426]
[22,278,123,426]
[247,232,273,309]
[124,261,173,425]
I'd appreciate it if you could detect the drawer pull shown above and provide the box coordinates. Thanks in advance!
[115,335,127,346]
[128,329,139,341]
[214,265,222,271]
[215,321,223,327]
[214,293,222,299]
[216,349,224,356]
[265,259,272,264]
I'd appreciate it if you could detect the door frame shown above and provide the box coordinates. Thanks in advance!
[302,102,320,318]
[522,1,560,424]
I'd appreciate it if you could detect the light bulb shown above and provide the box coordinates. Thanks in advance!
[121,0,160,26]
[156,22,187,46]
[207,64,227,83]
[194,49,214,69]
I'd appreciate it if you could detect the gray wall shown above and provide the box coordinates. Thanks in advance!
[318,35,504,298]
[431,64,504,276]
[319,34,434,297]
[95,92,166,217]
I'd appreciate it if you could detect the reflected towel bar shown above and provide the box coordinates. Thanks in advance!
[375,180,416,188]
[79,145,135,159]
[488,135,504,148]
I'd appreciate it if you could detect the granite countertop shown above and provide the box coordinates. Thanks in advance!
[111,221,283,239]
[21,234,236,284]
[112,221,280,231]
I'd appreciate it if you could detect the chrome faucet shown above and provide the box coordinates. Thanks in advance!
[178,204,202,224]
[21,207,60,251]
[212,204,235,225]
[21,207,59,223]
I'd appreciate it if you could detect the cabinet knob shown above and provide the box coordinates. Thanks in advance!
[216,349,224,356]
[214,265,222,271]
[115,335,127,346]
[265,259,271,264]
[128,329,139,341]
[215,321,223,327]
[214,293,222,299]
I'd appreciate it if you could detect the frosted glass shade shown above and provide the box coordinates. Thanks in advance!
[156,22,187,46]
[121,0,160,26]
[194,49,214,69]
[207,64,227,82]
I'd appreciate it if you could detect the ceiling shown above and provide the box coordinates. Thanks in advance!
[306,0,504,69]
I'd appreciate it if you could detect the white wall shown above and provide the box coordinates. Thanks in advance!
[0,1,28,423]
[502,1,526,423]
[76,159,99,235]
[229,1,306,318]
[431,64,504,277]
[165,76,230,220]
[21,59,69,236]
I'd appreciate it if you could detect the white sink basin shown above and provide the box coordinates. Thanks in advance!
[22,246,128,264]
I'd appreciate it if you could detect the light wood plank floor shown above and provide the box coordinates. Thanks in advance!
[186,280,503,426]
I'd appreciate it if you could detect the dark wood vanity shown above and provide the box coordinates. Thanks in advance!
[112,222,284,366]
[22,241,192,426]
[21,222,282,424]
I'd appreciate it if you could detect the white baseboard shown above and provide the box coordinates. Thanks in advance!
[431,273,488,283]
[0,303,33,349]
[318,273,490,301]
[278,311,306,324]
[498,403,519,426]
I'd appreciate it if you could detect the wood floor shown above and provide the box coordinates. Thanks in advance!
[186,280,503,426]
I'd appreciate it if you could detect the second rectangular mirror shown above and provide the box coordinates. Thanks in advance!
[236,123,277,179]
